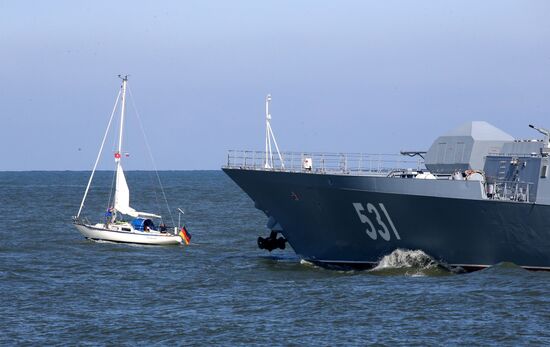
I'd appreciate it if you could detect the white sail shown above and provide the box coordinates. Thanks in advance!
[114,163,135,216]
[114,163,161,219]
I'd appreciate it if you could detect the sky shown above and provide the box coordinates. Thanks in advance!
[1,0,549,170]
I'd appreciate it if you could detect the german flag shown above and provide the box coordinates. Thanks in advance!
[179,226,191,245]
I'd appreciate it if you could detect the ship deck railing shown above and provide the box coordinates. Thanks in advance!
[224,150,424,176]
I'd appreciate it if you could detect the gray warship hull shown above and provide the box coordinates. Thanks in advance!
[224,168,550,270]
[224,121,550,270]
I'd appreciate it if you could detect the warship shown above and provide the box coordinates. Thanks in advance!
[223,96,550,270]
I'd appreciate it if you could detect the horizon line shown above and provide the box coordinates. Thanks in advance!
[0,169,224,173]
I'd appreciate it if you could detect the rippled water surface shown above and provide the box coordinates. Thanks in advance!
[1,171,550,345]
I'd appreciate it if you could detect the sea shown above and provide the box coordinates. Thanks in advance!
[1,171,550,346]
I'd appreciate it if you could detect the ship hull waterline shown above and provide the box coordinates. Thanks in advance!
[223,168,550,271]
[74,223,183,246]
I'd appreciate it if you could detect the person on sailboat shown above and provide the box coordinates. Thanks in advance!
[104,207,114,223]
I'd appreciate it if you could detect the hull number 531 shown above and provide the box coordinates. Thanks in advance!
[352,202,400,241]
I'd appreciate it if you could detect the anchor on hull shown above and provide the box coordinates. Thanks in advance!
[257,230,286,252]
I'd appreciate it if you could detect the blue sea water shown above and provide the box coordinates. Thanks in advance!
[1,171,550,345]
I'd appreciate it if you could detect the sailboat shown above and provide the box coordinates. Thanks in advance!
[73,75,186,245]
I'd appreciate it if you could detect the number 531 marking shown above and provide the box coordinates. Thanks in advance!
[352,202,400,241]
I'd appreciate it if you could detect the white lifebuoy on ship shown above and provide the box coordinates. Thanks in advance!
[415,172,436,179]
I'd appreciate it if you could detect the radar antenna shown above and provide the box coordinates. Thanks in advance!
[529,124,550,148]
[264,94,285,169]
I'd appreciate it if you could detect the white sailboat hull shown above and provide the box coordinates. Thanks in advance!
[75,223,183,245]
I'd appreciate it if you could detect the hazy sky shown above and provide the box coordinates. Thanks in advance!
[1,1,549,170]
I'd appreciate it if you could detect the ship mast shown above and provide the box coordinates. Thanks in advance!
[265,94,271,168]
[264,94,285,169]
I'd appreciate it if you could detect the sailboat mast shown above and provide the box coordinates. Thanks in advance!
[111,75,128,221]
[117,75,128,159]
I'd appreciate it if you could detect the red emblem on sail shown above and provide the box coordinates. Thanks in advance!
[114,152,121,159]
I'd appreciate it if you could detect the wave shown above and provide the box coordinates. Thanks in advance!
[369,248,460,276]
[297,249,465,275]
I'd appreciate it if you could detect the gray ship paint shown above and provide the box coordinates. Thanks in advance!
[223,121,550,270]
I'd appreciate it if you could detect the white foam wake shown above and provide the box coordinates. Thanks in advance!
[372,248,440,271]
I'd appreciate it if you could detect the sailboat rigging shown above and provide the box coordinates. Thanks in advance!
[73,75,187,245]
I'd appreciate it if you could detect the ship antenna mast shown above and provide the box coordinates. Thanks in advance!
[264,94,285,169]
